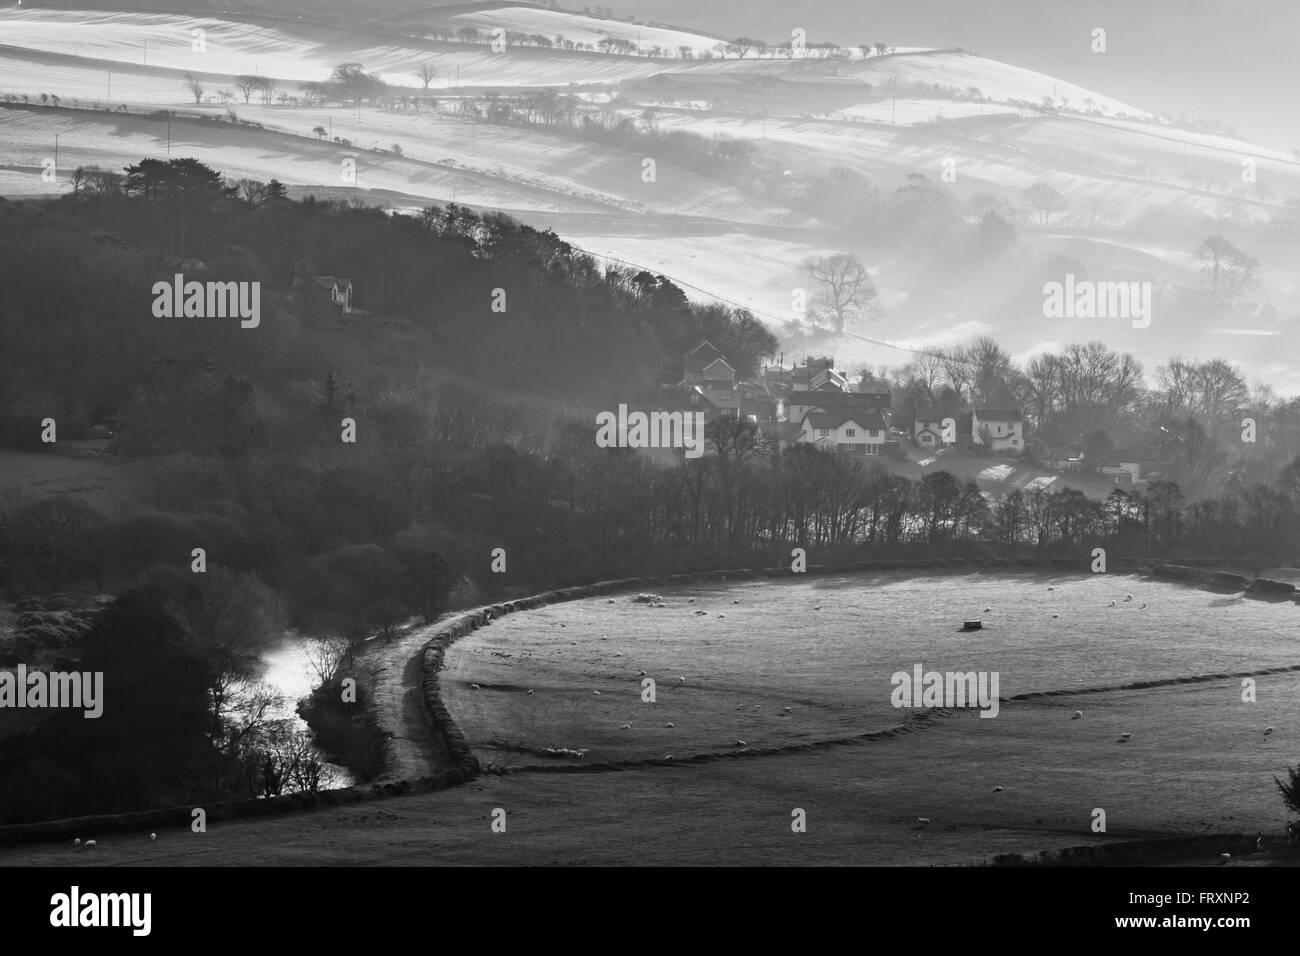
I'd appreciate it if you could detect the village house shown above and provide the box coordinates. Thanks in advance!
[799,410,889,455]
[913,403,956,448]
[680,340,737,390]
[305,276,353,314]
[971,409,1024,451]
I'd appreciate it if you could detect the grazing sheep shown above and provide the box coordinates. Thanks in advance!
[1047,587,1054,591]
[735,739,748,747]
[688,598,697,603]
[74,838,81,847]
[993,786,1003,792]
[784,706,793,713]
[664,755,674,760]
[983,607,992,612]
[733,600,740,605]
[593,690,601,696]
[665,722,674,728]
[1119,732,1132,738]
[469,683,481,690]
[1220,852,1231,860]
[614,651,624,656]
[527,689,535,695]
[84,840,96,849]
[1072,710,1083,719]
[1051,613,1060,618]
[718,614,726,618]
[607,599,616,603]
[1109,600,1116,607]
[1140,603,1147,609]
[620,724,631,730]
[814,605,822,610]
[1265,727,1275,736]
[1124,594,1133,601]
[638,670,646,677]
[150,833,156,842]
[678,677,686,683]
[916,817,931,828]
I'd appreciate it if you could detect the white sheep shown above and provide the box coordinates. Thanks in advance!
[993,786,1004,792]
[526,689,535,695]
[150,833,157,841]
[916,817,931,827]
[1072,710,1083,719]
[678,677,686,683]
[84,840,97,849]
[73,838,81,847]
[735,739,748,747]
[1265,726,1275,736]
[1051,613,1060,619]
[665,722,675,728]
[620,723,631,730]
[469,683,481,690]
[593,690,601,696]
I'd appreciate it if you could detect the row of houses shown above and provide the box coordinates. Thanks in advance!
[674,340,1030,459]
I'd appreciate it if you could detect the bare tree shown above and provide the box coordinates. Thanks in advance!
[1022,181,1068,226]
[800,252,876,334]
[414,63,438,89]
[1194,235,1259,303]
[183,73,205,104]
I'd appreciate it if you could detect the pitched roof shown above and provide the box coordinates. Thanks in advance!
[974,409,1023,422]
[313,275,352,290]
[803,410,887,430]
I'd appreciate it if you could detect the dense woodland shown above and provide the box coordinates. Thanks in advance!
[0,163,1297,822]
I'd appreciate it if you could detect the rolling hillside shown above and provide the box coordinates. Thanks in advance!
[2,5,1299,390]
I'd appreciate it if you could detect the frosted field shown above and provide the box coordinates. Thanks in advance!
[442,571,1300,770]
[438,4,727,57]
[4,569,1297,866]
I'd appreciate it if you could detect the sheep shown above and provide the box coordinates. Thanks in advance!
[469,683,481,690]
[73,838,81,847]
[1140,602,1147,609]
[814,605,822,610]
[663,755,674,760]
[718,614,726,618]
[1051,613,1060,618]
[732,600,740,605]
[678,677,686,683]
[1119,732,1132,738]
[1123,594,1133,601]
[688,598,697,603]
[1047,586,1054,591]
[620,723,631,730]
[1265,726,1275,736]
[1109,600,1117,607]
[150,833,156,842]
[735,739,748,747]
[84,840,97,849]
[665,722,675,728]
[915,817,931,828]
[983,606,992,612]
[593,690,601,696]
[527,689,535,695]
[638,670,647,677]
[784,706,793,713]
[993,786,1004,792]
[1072,710,1083,719]
[615,651,624,656]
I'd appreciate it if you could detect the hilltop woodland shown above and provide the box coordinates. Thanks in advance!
[0,160,1298,822]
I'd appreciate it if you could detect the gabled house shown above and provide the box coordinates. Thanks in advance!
[799,410,888,455]
[308,276,353,314]
[680,340,736,390]
[914,404,956,448]
[972,409,1024,451]
[787,389,887,427]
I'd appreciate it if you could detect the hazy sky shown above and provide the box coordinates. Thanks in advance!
[612,0,1300,151]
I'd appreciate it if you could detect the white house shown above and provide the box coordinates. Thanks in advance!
[312,276,353,313]
[971,409,1024,451]
[913,404,952,448]
[799,410,888,455]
